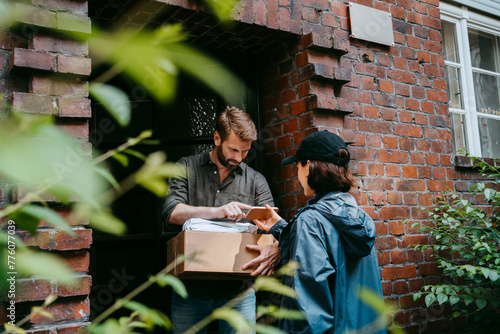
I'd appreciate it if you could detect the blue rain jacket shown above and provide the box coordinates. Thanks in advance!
[270,191,387,334]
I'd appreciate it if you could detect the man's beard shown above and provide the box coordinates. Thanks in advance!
[217,146,239,171]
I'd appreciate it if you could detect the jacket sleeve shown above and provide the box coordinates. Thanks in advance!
[293,214,336,334]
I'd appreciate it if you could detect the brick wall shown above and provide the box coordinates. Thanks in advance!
[1,1,92,333]
[152,0,483,331]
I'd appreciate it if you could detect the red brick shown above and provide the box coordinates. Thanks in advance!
[379,80,393,93]
[394,280,410,294]
[383,267,397,280]
[408,250,424,262]
[369,192,385,205]
[400,294,425,308]
[402,166,417,178]
[16,275,91,302]
[396,265,417,278]
[57,54,91,76]
[60,251,90,273]
[382,281,393,295]
[418,262,443,276]
[394,124,422,138]
[358,120,392,134]
[11,92,58,115]
[17,229,92,250]
[31,35,88,56]
[386,164,401,177]
[11,47,53,71]
[379,150,409,163]
[389,221,405,236]
[401,235,429,248]
[387,192,402,205]
[58,97,91,118]
[379,206,410,220]
[32,76,89,97]
[31,297,90,324]
[428,180,454,192]
[375,236,397,250]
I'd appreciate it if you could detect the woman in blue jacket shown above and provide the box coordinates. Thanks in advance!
[253,131,387,334]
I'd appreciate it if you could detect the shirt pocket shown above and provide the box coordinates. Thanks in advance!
[217,193,255,206]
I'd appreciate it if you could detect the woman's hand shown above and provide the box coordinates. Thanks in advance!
[252,204,282,232]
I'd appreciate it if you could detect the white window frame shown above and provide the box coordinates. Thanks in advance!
[440,3,500,157]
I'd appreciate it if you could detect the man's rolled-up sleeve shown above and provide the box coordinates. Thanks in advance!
[162,160,189,225]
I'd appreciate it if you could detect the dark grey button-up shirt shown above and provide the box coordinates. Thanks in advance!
[162,151,275,300]
[162,151,274,224]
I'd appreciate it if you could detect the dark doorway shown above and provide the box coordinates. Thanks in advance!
[88,53,264,330]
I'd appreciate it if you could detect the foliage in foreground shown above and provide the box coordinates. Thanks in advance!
[408,158,500,331]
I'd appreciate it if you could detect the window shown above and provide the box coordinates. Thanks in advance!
[440,3,500,159]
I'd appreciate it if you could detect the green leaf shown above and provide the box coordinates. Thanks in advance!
[358,287,386,314]
[449,295,460,306]
[90,83,131,127]
[210,308,253,332]
[17,205,76,237]
[482,268,490,279]
[111,153,129,167]
[254,324,287,334]
[437,293,448,305]
[94,166,120,190]
[16,250,75,283]
[155,275,187,298]
[2,323,26,334]
[411,222,420,229]
[484,188,495,201]
[464,296,474,306]
[489,270,498,282]
[89,208,127,234]
[476,299,487,309]
[413,293,422,301]
[253,277,297,298]
[123,148,147,161]
[425,293,436,307]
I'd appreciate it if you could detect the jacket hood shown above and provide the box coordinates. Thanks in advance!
[309,191,376,258]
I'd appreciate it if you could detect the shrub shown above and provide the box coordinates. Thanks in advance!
[409,158,500,331]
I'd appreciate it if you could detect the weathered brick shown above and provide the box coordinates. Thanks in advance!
[57,119,89,140]
[31,35,89,56]
[16,275,91,302]
[11,48,54,71]
[31,76,89,97]
[57,54,91,76]
[32,0,88,14]
[60,251,90,273]
[31,297,90,324]
[11,92,58,115]
[16,229,92,250]
[15,3,57,29]
[56,12,91,33]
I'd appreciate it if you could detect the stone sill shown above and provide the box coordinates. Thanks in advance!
[454,156,500,168]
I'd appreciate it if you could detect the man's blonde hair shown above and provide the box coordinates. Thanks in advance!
[216,106,257,142]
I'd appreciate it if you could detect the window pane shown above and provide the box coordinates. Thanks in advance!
[469,28,500,72]
[473,72,500,113]
[450,112,469,155]
[446,65,463,109]
[478,116,500,158]
[442,21,460,63]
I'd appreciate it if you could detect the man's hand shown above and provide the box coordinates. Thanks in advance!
[214,202,252,221]
[242,243,281,276]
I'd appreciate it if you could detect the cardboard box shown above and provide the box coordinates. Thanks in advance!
[167,230,275,280]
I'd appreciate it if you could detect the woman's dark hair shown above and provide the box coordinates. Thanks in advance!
[300,148,354,193]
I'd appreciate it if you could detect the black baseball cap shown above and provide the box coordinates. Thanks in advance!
[281,130,350,167]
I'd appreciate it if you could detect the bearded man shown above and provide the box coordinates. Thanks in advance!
[162,106,279,334]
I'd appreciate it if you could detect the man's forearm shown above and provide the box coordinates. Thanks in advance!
[168,203,218,225]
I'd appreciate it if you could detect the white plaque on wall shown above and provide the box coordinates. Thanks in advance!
[349,3,395,47]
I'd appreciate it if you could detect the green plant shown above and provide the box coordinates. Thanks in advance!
[408,158,500,331]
